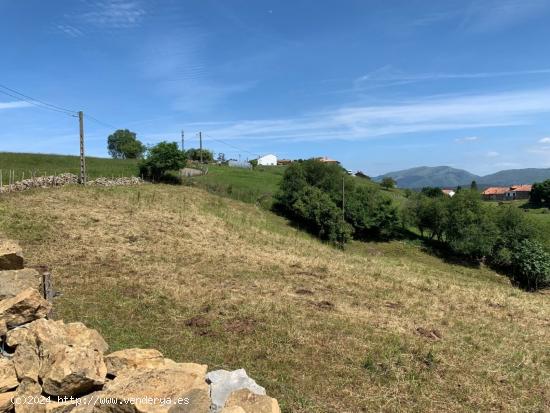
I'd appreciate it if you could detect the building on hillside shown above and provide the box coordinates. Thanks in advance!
[482,185,532,201]
[442,189,456,197]
[256,154,277,166]
[277,159,293,166]
[482,187,509,201]
[316,156,340,164]
[505,184,532,200]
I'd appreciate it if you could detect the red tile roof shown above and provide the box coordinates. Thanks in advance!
[482,187,508,195]
[509,184,532,192]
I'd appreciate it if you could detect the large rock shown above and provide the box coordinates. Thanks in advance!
[104,348,164,377]
[0,320,6,337]
[39,344,107,397]
[6,319,108,353]
[93,363,210,412]
[223,389,280,413]
[206,369,267,413]
[0,391,15,413]
[12,343,40,382]
[0,357,18,393]
[0,241,24,270]
[0,269,41,300]
[14,378,46,413]
[0,288,51,329]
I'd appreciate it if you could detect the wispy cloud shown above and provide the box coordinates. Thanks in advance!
[56,24,84,38]
[355,65,550,90]
[487,151,500,157]
[0,101,32,110]
[539,137,550,144]
[190,88,550,143]
[80,0,146,29]
[455,136,479,143]
[461,0,550,32]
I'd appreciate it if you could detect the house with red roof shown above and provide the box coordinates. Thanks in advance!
[482,185,532,201]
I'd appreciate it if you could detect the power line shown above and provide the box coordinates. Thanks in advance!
[85,114,119,130]
[0,83,77,116]
[203,134,259,158]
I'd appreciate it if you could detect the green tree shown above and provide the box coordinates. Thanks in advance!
[470,180,478,191]
[380,177,396,189]
[421,186,443,198]
[408,194,449,240]
[107,129,145,159]
[530,179,550,207]
[186,148,214,163]
[510,239,550,290]
[445,190,498,258]
[139,141,186,181]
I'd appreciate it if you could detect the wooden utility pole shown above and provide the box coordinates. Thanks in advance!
[199,131,203,164]
[181,130,185,151]
[78,111,86,184]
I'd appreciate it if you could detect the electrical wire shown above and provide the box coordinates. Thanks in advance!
[0,83,77,116]
[203,134,259,158]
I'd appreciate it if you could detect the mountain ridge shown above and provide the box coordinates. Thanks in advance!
[373,166,550,188]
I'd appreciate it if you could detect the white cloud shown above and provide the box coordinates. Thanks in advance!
[455,136,479,143]
[56,24,83,37]
[81,0,146,29]
[487,151,500,157]
[187,88,550,143]
[0,101,32,110]
[539,137,550,144]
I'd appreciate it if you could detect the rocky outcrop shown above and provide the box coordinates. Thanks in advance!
[0,240,280,412]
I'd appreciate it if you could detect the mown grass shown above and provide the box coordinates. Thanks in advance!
[0,184,548,412]
[0,152,139,184]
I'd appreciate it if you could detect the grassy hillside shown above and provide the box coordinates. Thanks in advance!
[0,152,139,184]
[0,184,547,412]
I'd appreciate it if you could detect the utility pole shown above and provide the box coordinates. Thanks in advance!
[78,111,86,184]
[199,131,203,164]
[181,130,185,151]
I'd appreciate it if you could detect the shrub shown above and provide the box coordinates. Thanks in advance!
[445,190,498,258]
[380,177,396,189]
[510,239,550,290]
[530,179,550,207]
[139,141,186,182]
[420,187,443,198]
[186,148,214,163]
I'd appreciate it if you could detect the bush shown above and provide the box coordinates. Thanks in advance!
[380,177,396,189]
[345,186,399,239]
[530,179,550,207]
[139,141,186,182]
[186,148,214,163]
[510,239,550,290]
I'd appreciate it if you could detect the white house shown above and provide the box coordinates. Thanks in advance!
[257,154,277,166]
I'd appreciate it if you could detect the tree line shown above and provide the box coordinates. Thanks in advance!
[275,160,550,291]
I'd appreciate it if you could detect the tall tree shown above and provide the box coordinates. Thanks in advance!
[107,129,145,159]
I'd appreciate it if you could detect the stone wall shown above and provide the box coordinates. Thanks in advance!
[0,240,280,413]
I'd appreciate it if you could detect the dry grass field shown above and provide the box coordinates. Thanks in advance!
[0,184,548,412]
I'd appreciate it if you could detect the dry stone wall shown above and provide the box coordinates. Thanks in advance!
[0,174,143,194]
[0,240,280,413]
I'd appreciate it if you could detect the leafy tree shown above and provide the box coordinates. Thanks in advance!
[445,190,498,258]
[216,153,228,165]
[139,141,186,182]
[470,180,478,191]
[510,239,550,290]
[421,186,443,198]
[249,159,258,168]
[186,148,214,163]
[407,194,448,240]
[345,186,399,239]
[380,177,396,189]
[107,129,145,159]
[530,179,550,207]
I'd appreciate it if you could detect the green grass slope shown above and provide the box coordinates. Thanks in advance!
[0,152,139,184]
[0,184,547,412]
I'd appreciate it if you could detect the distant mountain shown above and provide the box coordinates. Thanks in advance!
[374,166,550,189]
[374,166,479,188]
[479,168,550,186]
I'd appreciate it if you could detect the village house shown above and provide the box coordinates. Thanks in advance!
[316,156,340,164]
[482,185,532,201]
[256,154,277,166]
[442,189,456,197]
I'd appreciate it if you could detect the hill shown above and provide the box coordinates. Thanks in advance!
[479,168,550,186]
[375,165,550,188]
[0,152,139,185]
[374,166,479,188]
[0,184,547,412]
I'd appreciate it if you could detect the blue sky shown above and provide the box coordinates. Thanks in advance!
[1,0,550,175]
